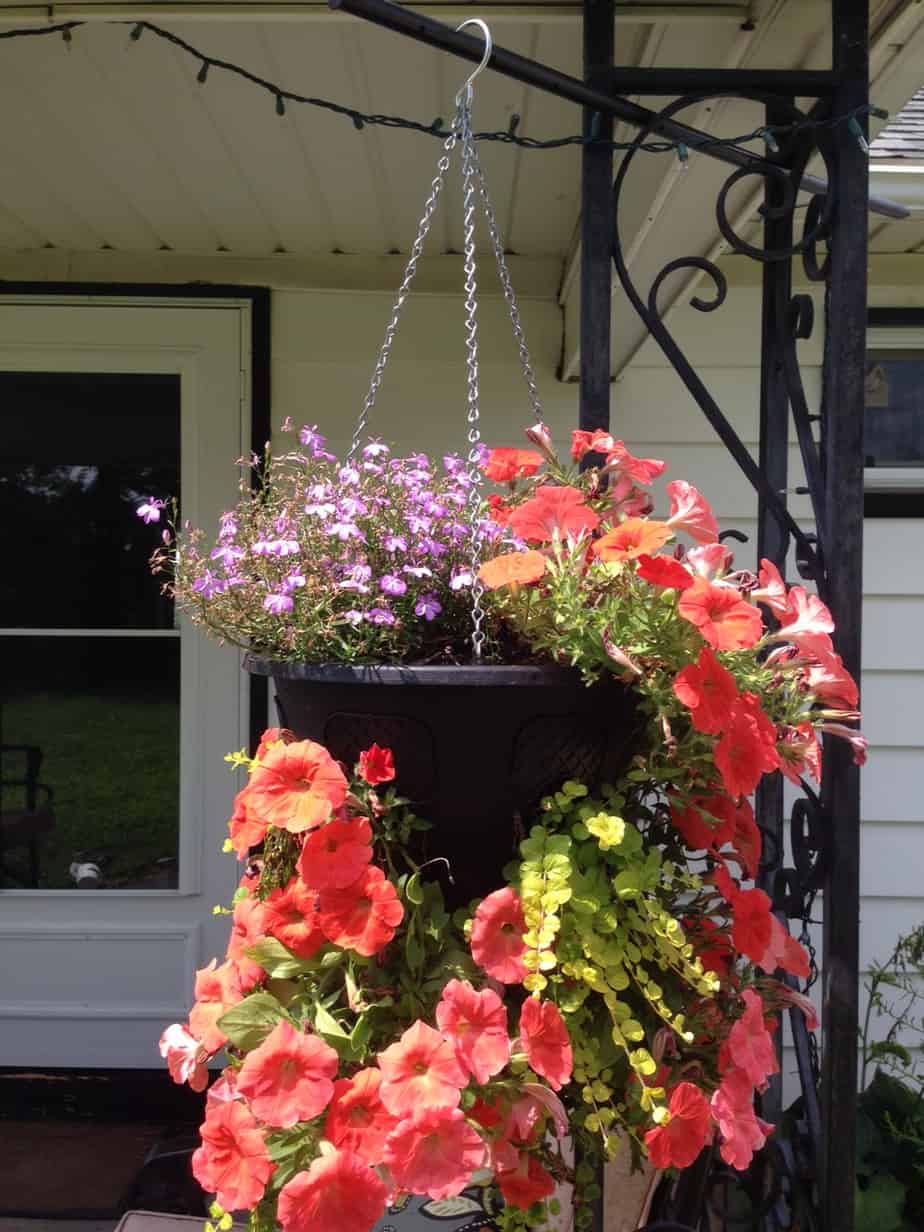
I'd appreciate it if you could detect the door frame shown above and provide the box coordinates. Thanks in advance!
[0,281,272,752]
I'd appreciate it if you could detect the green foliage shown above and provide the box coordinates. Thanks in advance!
[217,991,287,1051]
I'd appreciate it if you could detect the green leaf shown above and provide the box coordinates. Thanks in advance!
[405,873,425,905]
[314,1003,348,1039]
[855,1176,906,1232]
[247,937,316,979]
[218,991,286,1050]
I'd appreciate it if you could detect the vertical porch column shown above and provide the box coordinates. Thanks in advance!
[579,0,615,433]
[820,2,867,1229]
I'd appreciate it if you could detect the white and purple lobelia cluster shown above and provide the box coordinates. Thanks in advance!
[140,425,504,659]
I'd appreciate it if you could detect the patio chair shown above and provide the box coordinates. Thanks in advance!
[0,743,56,887]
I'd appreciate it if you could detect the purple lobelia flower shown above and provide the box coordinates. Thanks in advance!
[263,592,294,615]
[192,570,227,599]
[366,607,396,626]
[414,594,442,621]
[282,572,306,594]
[137,498,164,525]
[211,545,245,566]
[362,439,390,460]
[402,565,433,580]
[380,574,408,597]
[383,535,408,553]
[338,465,361,486]
[342,609,364,626]
[329,521,363,543]
[418,537,448,559]
[450,569,473,591]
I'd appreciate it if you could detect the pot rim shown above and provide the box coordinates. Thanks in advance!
[244,654,599,688]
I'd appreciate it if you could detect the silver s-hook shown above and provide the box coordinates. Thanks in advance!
[454,18,493,105]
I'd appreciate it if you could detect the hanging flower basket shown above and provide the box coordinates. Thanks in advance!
[245,657,639,906]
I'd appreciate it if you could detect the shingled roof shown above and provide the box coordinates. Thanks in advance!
[870,87,924,161]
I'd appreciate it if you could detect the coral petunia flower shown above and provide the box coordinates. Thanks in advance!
[226,893,272,991]
[636,553,695,590]
[435,979,510,1085]
[729,888,774,965]
[236,1020,339,1128]
[757,914,810,980]
[277,1149,388,1232]
[483,447,544,483]
[507,486,600,543]
[721,989,779,1091]
[710,1068,773,1171]
[377,1020,468,1118]
[496,1154,557,1210]
[318,865,404,957]
[255,726,293,761]
[357,743,396,786]
[478,550,547,592]
[669,794,737,854]
[191,1100,275,1213]
[262,877,325,959]
[324,1068,398,1165]
[247,739,348,835]
[751,558,789,618]
[188,959,244,1054]
[518,997,573,1091]
[678,579,764,651]
[777,586,835,641]
[159,1023,208,1092]
[591,518,672,563]
[470,887,528,984]
[672,647,740,735]
[298,816,373,891]
[666,479,719,545]
[725,796,762,880]
[714,693,780,798]
[571,429,616,462]
[686,542,733,580]
[227,785,267,858]
[803,650,858,710]
[603,441,667,486]
[643,1081,712,1170]
[382,1106,486,1200]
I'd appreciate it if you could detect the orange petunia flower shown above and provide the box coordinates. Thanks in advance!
[247,739,348,835]
[318,865,404,957]
[226,893,272,991]
[298,815,373,891]
[483,447,544,483]
[261,877,325,959]
[188,959,243,1055]
[478,550,547,592]
[277,1149,388,1232]
[191,1100,275,1213]
[643,1081,712,1170]
[236,1019,339,1128]
[507,486,600,543]
[227,785,267,859]
[677,579,764,651]
[324,1068,398,1165]
[591,517,672,563]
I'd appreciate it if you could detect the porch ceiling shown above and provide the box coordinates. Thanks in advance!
[0,0,860,265]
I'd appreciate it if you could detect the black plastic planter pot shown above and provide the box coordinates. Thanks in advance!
[245,657,640,906]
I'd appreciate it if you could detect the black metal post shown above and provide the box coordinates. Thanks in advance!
[755,102,793,1130]
[580,0,615,435]
[819,3,868,1229]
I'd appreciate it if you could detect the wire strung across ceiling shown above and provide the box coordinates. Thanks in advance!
[0,18,887,160]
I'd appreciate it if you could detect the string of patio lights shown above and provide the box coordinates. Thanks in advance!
[0,17,887,163]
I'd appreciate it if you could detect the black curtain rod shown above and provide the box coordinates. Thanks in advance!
[327,0,908,221]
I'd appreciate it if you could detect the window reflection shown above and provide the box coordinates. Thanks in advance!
[865,354,924,468]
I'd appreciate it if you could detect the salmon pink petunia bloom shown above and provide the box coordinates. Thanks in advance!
[776,586,835,642]
[247,739,348,834]
[496,1154,557,1209]
[377,1020,468,1117]
[672,647,740,735]
[591,518,672,563]
[255,726,292,761]
[277,1149,388,1232]
[227,786,267,858]
[643,1081,712,1170]
[603,441,667,486]
[479,550,547,592]
[757,914,810,980]
[686,542,733,580]
[636,553,695,590]
[226,893,272,991]
[751,559,789,617]
[507,487,600,543]
[710,1068,773,1170]
[777,723,823,787]
[678,579,764,651]
[714,693,780,798]
[571,428,616,462]
[189,959,244,1054]
[722,989,779,1091]
[262,878,325,959]
[666,480,719,544]
[318,865,403,957]
[803,650,858,710]
[435,978,510,1084]
[483,447,544,483]
[519,998,573,1091]
[159,1023,208,1092]
[357,743,395,786]
[236,1020,339,1128]
[298,816,373,891]
[730,888,774,964]
[382,1106,486,1199]
[191,1100,275,1212]
[324,1068,398,1165]
[470,887,528,984]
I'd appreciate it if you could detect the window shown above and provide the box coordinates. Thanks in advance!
[865,314,924,516]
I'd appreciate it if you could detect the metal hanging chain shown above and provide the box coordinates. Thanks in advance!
[457,83,487,660]
[347,125,458,460]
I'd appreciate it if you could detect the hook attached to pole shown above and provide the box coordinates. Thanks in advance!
[454,18,493,105]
